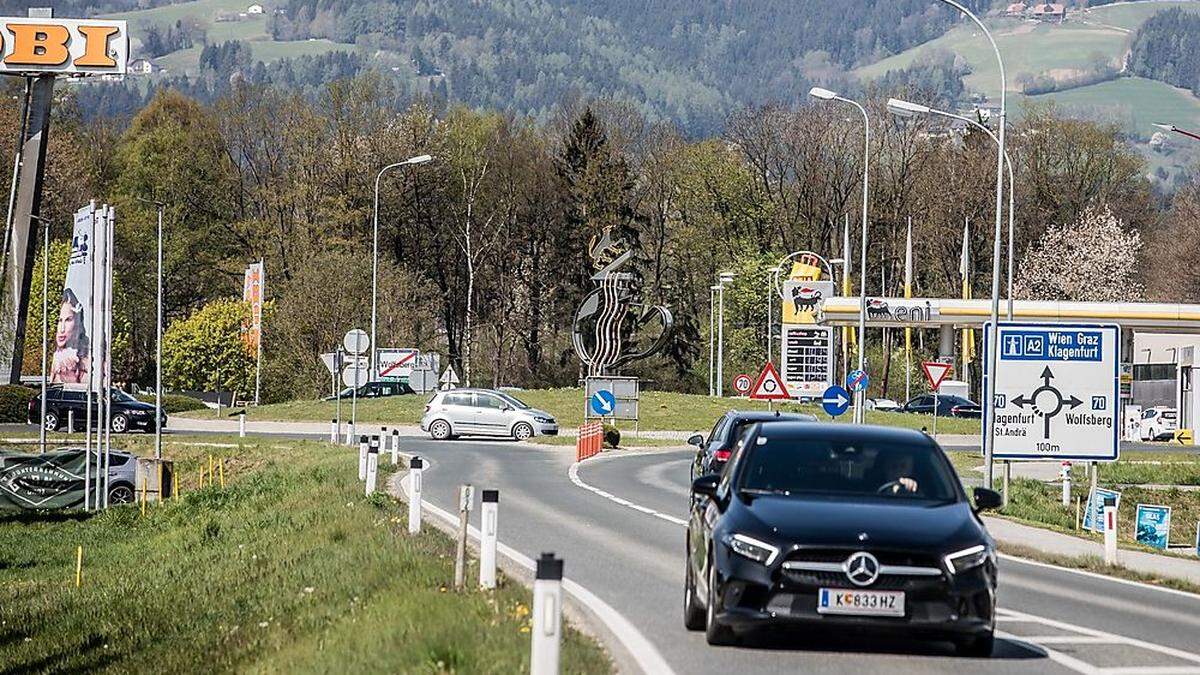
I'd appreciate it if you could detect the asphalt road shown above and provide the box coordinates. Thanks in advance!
[400,438,1200,675]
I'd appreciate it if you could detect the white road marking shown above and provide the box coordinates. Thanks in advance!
[997,553,1200,603]
[397,454,675,675]
[570,452,1200,675]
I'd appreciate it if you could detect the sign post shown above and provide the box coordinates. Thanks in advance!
[985,323,1120,463]
[343,329,369,442]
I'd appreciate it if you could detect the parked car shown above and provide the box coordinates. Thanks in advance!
[902,393,980,418]
[1139,406,1177,441]
[867,398,902,413]
[420,388,558,441]
[688,410,817,480]
[685,421,1001,653]
[323,380,409,401]
[28,385,166,433]
[101,449,138,503]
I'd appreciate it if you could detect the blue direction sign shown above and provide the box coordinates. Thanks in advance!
[590,389,616,416]
[846,369,870,393]
[822,385,851,417]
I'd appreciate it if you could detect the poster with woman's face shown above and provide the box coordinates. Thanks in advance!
[49,205,95,387]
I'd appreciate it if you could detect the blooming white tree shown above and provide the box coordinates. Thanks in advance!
[1013,204,1143,302]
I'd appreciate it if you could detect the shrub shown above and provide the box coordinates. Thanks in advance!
[602,424,621,449]
[137,393,208,414]
[0,384,34,423]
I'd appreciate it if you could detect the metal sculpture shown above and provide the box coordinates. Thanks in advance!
[572,226,673,376]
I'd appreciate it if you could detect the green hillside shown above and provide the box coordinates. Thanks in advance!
[1017,76,1200,138]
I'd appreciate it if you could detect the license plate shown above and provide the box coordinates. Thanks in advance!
[817,588,905,617]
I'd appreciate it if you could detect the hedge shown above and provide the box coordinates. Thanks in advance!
[0,384,34,423]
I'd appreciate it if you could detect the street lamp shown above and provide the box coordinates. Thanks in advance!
[887,98,1017,320]
[809,86,870,424]
[371,153,433,378]
[1154,123,1200,142]
[135,197,166,462]
[929,0,1007,490]
[27,213,50,453]
[766,266,784,363]
[709,284,721,396]
[717,271,735,397]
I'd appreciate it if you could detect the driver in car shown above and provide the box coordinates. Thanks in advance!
[878,452,920,494]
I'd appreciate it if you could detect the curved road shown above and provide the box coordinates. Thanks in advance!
[399,438,1200,674]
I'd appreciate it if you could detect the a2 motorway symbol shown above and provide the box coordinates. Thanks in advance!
[1008,366,1082,439]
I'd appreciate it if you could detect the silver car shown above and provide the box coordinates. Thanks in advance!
[420,388,558,441]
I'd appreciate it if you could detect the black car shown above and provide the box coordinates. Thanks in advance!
[323,380,409,401]
[28,385,166,433]
[902,393,981,419]
[685,422,1000,655]
[688,410,817,480]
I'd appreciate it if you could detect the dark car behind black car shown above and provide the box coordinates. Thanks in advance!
[685,422,1000,655]
[902,393,981,419]
[28,385,166,433]
[688,410,817,479]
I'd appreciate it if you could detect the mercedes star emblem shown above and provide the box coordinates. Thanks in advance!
[844,551,880,587]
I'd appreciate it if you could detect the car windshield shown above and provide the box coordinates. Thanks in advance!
[110,389,136,403]
[738,435,960,502]
[494,391,530,409]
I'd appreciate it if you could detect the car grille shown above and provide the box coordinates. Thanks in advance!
[784,547,940,568]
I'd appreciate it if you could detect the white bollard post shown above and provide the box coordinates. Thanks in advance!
[67,409,74,435]
[1061,461,1071,507]
[365,438,379,496]
[391,429,399,465]
[330,419,337,444]
[408,456,423,534]
[358,435,368,481]
[480,489,499,589]
[344,425,353,446]
[239,411,246,438]
[381,426,388,458]
[531,553,563,675]
[1103,497,1118,565]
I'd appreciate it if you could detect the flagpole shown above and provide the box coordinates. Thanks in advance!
[904,216,912,403]
[842,213,852,384]
[103,206,114,508]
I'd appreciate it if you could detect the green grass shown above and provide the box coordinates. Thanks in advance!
[998,542,1200,596]
[1018,76,1200,138]
[1000,477,1200,555]
[0,435,610,673]
[1086,1,1200,31]
[190,388,982,435]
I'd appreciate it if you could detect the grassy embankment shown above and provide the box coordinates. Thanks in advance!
[0,435,610,673]
[949,448,1200,554]
[181,388,982,437]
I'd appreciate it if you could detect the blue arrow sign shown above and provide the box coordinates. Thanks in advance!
[846,369,870,393]
[822,385,851,417]
[590,389,616,416]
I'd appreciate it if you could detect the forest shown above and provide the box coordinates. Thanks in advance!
[1128,8,1200,98]
[4,68,1196,403]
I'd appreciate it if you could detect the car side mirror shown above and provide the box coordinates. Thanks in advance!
[500,405,511,412]
[687,434,704,447]
[973,487,1002,511]
[692,474,719,498]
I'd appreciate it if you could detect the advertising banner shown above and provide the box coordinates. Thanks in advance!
[51,204,96,387]
[0,449,90,510]
[1082,487,1122,533]
[243,261,264,353]
[0,18,128,76]
[1134,504,1172,550]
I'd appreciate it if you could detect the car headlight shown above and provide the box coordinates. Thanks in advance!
[725,533,779,566]
[534,416,555,424]
[944,544,993,574]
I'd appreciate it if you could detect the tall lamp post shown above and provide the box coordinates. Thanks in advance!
[929,0,1007,489]
[716,271,735,397]
[1154,123,1200,142]
[810,86,870,424]
[709,285,720,396]
[135,198,166,461]
[766,266,783,363]
[27,213,51,453]
[371,154,433,378]
[887,98,1017,321]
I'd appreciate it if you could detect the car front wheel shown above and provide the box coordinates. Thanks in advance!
[111,414,129,433]
[512,422,534,441]
[43,411,59,431]
[429,419,452,441]
[704,558,737,645]
[108,483,135,505]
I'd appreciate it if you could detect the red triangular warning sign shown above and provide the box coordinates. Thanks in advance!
[749,362,792,401]
[921,361,953,391]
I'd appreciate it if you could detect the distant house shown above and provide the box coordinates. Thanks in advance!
[1029,3,1066,22]
[127,58,159,75]
[247,3,264,14]
[1006,3,1027,17]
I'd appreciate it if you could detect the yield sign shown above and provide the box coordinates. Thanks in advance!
[921,361,953,391]
[749,362,791,401]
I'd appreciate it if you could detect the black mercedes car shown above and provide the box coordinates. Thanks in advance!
[688,410,817,479]
[28,385,166,433]
[685,422,1001,655]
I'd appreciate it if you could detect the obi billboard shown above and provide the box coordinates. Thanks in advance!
[0,18,128,76]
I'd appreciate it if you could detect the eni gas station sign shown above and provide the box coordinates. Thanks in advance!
[0,17,128,76]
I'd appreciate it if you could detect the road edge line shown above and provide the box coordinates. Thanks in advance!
[395,455,675,675]
[997,553,1200,602]
[569,460,687,526]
